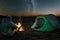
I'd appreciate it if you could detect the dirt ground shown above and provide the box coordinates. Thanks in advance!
[0,29,60,40]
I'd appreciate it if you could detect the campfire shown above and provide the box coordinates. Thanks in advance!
[14,22,24,32]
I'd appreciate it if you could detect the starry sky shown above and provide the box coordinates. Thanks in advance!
[0,0,60,16]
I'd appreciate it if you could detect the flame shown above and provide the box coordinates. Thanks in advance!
[16,22,24,32]
[19,27,24,31]
[17,22,21,28]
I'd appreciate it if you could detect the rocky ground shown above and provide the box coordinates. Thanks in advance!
[0,29,60,40]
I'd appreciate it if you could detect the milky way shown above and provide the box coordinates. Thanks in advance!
[0,0,60,16]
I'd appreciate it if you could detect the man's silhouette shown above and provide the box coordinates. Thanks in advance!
[0,16,17,36]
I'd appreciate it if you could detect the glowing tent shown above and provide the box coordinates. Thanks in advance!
[31,14,59,31]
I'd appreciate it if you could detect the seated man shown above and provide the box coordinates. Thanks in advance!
[0,16,17,36]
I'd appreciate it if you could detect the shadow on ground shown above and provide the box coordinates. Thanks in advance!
[0,29,60,40]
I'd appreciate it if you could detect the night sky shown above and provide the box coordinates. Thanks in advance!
[0,0,60,16]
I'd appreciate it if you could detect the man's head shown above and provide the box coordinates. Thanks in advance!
[3,16,12,22]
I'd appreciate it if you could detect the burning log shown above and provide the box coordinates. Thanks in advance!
[14,22,24,32]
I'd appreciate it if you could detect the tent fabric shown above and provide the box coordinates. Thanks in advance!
[46,14,59,28]
[31,15,55,31]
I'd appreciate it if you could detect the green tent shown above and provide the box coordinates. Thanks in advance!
[31,14,59,31]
